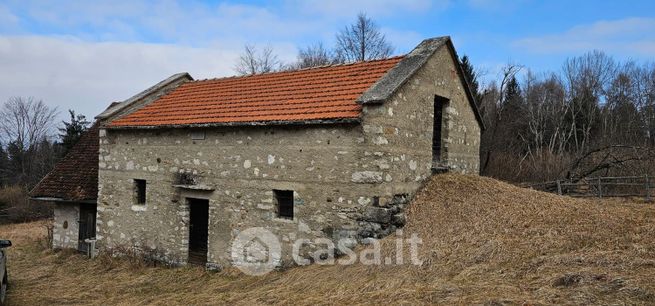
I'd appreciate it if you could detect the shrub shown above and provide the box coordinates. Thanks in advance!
[0,185,53,224]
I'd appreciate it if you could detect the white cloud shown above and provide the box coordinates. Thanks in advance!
[5,1,327,45]
[0,35,296,121]
[289,0,442,18]
[513,17,655,56]
[0,0,431,123]
[0,1,311,122]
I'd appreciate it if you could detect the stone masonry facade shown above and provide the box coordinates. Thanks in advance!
[95,40,481,268]
[52,203,80,249]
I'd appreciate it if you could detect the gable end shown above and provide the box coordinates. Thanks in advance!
[96,72,193,122]
[357,36,485,130]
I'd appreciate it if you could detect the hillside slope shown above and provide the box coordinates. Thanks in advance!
[397,174,655,304]
[2,174,655,305]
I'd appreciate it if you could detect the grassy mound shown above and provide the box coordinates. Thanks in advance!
[399,174,655,304]
[2,174,655,305]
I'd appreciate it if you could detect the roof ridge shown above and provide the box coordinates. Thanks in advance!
[192,55,406,83]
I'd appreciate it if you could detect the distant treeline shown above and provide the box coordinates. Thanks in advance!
[462,51,655,182]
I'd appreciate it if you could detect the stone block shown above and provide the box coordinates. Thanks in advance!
[391,213,406,226]
[362,207,392,223]
[351,171,383,183]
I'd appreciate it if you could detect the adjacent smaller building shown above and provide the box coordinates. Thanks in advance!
[30,123,100,253]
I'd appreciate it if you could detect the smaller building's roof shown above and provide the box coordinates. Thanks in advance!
[30,123,99,202]
[108,56,404,128]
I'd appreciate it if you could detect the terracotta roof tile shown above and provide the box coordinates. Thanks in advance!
[30,123,99,202]
[109,56,403,127]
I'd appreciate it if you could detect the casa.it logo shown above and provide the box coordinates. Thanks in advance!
[231,227,281,276]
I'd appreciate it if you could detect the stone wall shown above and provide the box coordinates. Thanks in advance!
[96,43,481,268]
[345,44,481,241]
[97,125,382,267]
[53,203,79,249]
[360,44,481,176]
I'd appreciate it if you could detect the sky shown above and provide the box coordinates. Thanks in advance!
[1,0,654,122]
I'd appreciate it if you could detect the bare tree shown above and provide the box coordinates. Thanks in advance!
[468,47,655,182]
[523,72,570,157]
[626,62,655,147]
[0,97,58,150]
[562,50,617,154]
[0,97,59,187]
[234,44,281,76]
[334,13,394,63]
[295,42,335,69]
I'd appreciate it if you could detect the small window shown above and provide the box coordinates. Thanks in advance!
[191,131,205,140]
[134,179,147,204]
[274,190,294,219]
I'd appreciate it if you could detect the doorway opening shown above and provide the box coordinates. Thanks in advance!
[78,204,97,253]
[188,198,209,266]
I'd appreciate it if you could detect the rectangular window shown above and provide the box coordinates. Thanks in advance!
[134,179,146,204]
[274,190,294,219]
[190,131,206,140]
[433,95,449,165]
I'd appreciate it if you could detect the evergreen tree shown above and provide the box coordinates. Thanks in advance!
[504,75,521,105]
[58,110,90,155]
[0,143,8,187]
[460,55,483,104]
[6,140,25,185]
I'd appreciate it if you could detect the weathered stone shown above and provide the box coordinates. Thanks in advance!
[391,213,406,226]
[362,207,392,223]
[205,262,222,271]
[377,225,397,238]
[351,171,383,183]
[52,203,80,249]
[357,222,382,239]
[392,194,409,205]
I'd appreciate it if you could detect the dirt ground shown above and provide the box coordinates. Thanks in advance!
[1,174,654,305]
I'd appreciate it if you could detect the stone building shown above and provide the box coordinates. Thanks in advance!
[30,122,101,253]
[31,36,483,268]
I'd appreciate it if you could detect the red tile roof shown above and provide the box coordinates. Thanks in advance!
[109,56,403,127]
[30,123,99,202]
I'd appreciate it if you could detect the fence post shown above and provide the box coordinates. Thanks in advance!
[597,177,602,199]
[557,180,562,195]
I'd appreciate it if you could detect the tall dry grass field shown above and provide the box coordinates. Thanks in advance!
[1,174,654,305]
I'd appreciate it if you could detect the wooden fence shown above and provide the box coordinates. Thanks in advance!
[523,175,654,201]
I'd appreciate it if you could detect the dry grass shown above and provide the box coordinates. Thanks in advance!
[0,186,53,224]
[2,174,655,305]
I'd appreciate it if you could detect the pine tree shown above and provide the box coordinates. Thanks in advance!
[0,144,8,187]
[459,55,483,104]
[504,75,521,105]
[6,140,25,185]
[58,110,90,155]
